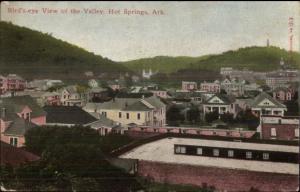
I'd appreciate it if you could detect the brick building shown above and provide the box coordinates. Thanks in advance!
[259,115,299,141]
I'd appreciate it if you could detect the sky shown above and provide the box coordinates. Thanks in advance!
[1,1,299,61]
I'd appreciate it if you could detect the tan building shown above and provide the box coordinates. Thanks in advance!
[84,96,166,127]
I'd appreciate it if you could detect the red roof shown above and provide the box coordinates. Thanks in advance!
[0,141,40,167]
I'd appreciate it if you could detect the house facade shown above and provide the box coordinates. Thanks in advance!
[259,115,299,141]
[0,96,46,147]
[249,92,287,117]
[266,70,299,90]
[202,94,237,118]
[84,96,166,127]
[182,81,197,91]
[0,74,26,95]
[272,87,296,102]
[200,81,221,93]
[60,86,86,107]
[221,78,245,96]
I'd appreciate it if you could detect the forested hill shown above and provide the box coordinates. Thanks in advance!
[0,21,129,80]
[122,46,300,73]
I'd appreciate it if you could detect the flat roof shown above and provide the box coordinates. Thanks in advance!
[120,137,299,175]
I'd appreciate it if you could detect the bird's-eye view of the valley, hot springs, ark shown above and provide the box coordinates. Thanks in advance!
[0,1,299,192]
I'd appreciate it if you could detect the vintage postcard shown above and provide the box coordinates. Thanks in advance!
[0,1,299,192]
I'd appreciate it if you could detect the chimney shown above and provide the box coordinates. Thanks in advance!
[1,108,6,119]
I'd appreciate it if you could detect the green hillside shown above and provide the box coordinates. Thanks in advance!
[0,22,129,80]
[122,47,300,73]
[120,56,210,74]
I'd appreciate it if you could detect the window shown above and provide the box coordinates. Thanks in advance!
[246,151,252,159]
[263,153,269,160]
[119,112,122,118]
[126,113,129,119]
[197,148,203,155]
[228,150,234,157]
[10,137,18,147]
[175,146,186,154]
[213,149,219,156]
[295,129,299,138]
[271,128,277,137]
[137,113,140,120]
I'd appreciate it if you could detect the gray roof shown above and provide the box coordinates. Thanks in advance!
[204,94,235,105]
[87,115,120,129]
[0,95,46,120]
[88,96,165,111]
[4,114,38,136]
[249,92,286,109]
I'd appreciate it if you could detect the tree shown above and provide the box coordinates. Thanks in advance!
[220,112,234,124]
[186,107,200,123]
[18,126,143,191]
[166,105,185,126]
[235,109,260,130]
[205,111,219,123]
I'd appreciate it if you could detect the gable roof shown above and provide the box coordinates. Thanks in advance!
[95,96,165,111]
[0,141,40,167]
[0,95,46,120]
[43,106,97,125]
[87,114,120,129]
[3,114,38,136]
[123,100,153,111]
[204,94,235,105]
[249,92,286,109]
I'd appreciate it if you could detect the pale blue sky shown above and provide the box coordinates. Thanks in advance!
[1,1,299,61]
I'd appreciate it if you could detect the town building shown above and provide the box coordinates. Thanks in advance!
[43,105,97,127]
[249,92,287,117]
[41,91,61,106]
[88,79,101,88]
[0,95,46,147]
[59,85,86,107]
[221,77,245,96]
[142,69,156,79]
[182,81,197,91]
[118,135,299,192]
[266,70,299,90]
[0,74,26,95]
[259,115,299,141]
[83,95,166,127]
[202,94,237,118]
[272,87,296,102]
[87,87,110,102]
[200,80,221,93]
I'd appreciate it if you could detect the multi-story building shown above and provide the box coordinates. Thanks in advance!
[0,74,26,94]
[266,70,299,90]
[200,80,221,93]
[6,74,26,91]
[60,85,86,107]
[221,78,245,96]
[0,75,8,94]
[182,81,197,91]
[84,95,166,127]
[272,87,296,102]
[259,115,299,141]
[0,95,46,147]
